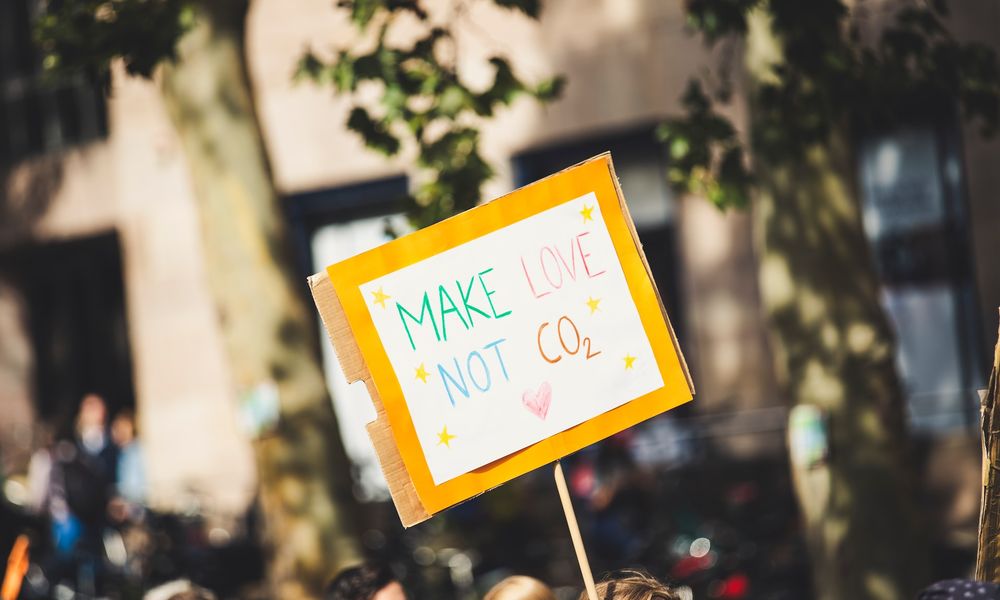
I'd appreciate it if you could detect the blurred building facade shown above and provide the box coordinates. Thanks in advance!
[0,0,998,542]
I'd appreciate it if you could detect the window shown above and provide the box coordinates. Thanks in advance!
[0,232,136,434]
[858,123,984,430]
[285,176,410,501]
[0,0,107,165]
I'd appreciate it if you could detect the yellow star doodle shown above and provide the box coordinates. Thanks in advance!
[623,354,637,370]
[437,425,456,448]
[371,286,391,309]
[415,363,430,383]
[580,204,595,223]
[586,296,601,314]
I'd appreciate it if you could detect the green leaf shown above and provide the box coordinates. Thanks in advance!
[534,75,565,101]
[301,0,564,227]
[411,27,446,58]
[680,80,711,114]
[349,0,379,28]
[438,85,471,117]
[35,0,192,80]
[382,84,408,117]
[346,107,401,155]
[353,53,382,81]
[494,0,542,19]
[332,54,357,91]
[294,51,325,82]
[669,137,690,160]
[481,57,524,108]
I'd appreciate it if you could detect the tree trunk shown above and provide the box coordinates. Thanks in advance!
[158,2,362,597]
[746,12,928,600]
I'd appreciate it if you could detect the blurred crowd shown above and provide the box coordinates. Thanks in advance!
[29,394,146,593]
[0,393,150,597]
[0,397,996,599]
[0,398,812,599]
[0,393,262,600]
[325,563,688,600]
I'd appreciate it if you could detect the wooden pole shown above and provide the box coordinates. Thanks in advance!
[976,309,1000,581]
[554,461,599,600]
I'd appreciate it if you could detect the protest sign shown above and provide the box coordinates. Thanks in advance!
[309,154,693,526]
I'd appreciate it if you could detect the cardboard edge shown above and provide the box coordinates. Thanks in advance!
[602,154,695,396]
[308,273,432,526]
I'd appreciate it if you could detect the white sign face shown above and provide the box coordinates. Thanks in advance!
[359,192,663,485]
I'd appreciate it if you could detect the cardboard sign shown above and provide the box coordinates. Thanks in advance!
[309,154,693,525]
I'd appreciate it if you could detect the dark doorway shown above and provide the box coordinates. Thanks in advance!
[0,231,135,434]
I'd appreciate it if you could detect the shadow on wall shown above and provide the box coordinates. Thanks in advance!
[0,157,63,474]
[0,156,64,247]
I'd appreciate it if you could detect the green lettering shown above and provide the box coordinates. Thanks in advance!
[438,285,468,341]
[396,292,439,351]
[458,276,491,325]
[478,268,512,319]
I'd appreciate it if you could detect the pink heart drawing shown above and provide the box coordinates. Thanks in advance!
[522,382,552,420]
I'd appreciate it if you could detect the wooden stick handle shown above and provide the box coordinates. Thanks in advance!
[976,309,1000,581]
[554,461,599,600]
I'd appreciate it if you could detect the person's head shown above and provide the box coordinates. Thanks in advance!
[143,579,217,600]
[918,579,1000,599]
[484,575,556,600]
[166,591,216,600]
[324,563,405,600]
[111,409,137,447]
[583,570,679,600]
[77,393,107,431]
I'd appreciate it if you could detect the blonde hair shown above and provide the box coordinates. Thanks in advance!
[485,575,556,600]
[581,570,679,600]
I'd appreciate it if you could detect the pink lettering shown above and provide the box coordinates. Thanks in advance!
[539,247,564,289]
[554,239,579,282]
[521,256,551,299]
[577,232,606,278]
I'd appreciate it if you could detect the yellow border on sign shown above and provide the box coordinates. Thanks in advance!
[327,155,692,515]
